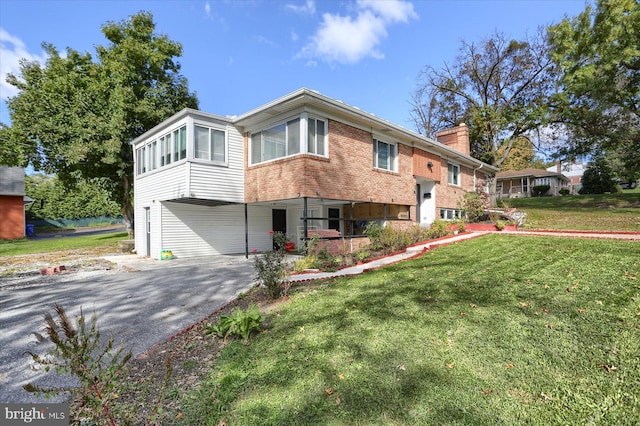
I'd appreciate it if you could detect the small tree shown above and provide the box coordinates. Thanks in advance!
[460,191,485,222]
[579,156,618,194]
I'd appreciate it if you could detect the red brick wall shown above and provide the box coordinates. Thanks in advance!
[245,120,415,207]
[435,124,470,156]
[0,195,25,240]
[435,164,485,210]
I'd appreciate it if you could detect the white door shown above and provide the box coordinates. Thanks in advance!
[418,181,436,225]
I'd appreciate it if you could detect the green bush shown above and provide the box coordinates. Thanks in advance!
[254,232,289,299]
[428,220,450,239]
[532,185,551,197]
[207,305,263,341]
[559,188,570,196]
[461,192,485,222]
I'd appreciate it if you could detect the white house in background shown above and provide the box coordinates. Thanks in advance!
[547,161,587,194]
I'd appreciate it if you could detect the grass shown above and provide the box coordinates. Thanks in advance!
[498,190,640,231]
[176,235,640,425]
[0,232,128,257]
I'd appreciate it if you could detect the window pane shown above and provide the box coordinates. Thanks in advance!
[251,133,262,164]
[212,129,225,162]
[287,119,300,155]
[150,141,157,170]
[378,141,389,170]
[164,136,171,165]
[195,125,210,159]
[160,137,165,167]
[179,126,187,160]
[263,123,286,161]
[173,130,180,160]
[316,120,325,155]
[308,118,316,153]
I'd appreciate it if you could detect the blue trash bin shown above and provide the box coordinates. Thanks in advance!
[26,224,35,236]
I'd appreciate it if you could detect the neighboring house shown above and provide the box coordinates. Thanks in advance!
[547,161,586,194]
[0,166,27,240]
[496,168,570,199]
[131,88,498,259]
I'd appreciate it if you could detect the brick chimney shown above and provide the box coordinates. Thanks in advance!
[435,123,470,156]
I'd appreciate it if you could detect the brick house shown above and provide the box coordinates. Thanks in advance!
[496,168,570,198]
[0,166,27,240]
[131,89,497,259]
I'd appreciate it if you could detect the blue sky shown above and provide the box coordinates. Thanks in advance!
[1,0,589,130]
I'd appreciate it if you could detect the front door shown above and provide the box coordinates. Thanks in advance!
[272,209,287,249]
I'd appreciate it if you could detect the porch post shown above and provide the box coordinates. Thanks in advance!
[303,197,308,239]
[244,203,248,259]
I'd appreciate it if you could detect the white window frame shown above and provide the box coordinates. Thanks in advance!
[194,124,227,164]
[307,117,327,156]
[448,162,460,186]
[374,139,397,172]
[440,208,463,220]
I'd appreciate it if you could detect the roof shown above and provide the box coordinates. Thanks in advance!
[131,88,499,173]
[496,168,570,181]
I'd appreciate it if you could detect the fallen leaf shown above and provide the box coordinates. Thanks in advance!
[470,303,477,308]
[338,374,345,380]
[325,388,334,395]
[299,326,305,332]
[543,284,549,289]
[545,323,554,329]
[336,397,341,404]
[398,365,406,371]
[624,271,637,280]
[578,308,586,313]
[598,363,617,372]
[481,389,492,395]
[596,300,603,305]
[519,302,528,308]
[460,312,468,317]
[176,413,184,419]
[540,393,552,400]
[218,419,227,426]
[446,362,455,369]
[505,363,514,369]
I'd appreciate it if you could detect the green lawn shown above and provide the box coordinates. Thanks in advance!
[176,235,640,425]
[0,232,128,257]
[499,190,640,231]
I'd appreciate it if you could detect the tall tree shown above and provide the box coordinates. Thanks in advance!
[410,31,558,167]
[548,0,639,174]
[496,137,548,171]
[4,12,198,228]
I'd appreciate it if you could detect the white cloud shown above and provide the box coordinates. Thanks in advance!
[291,30,299,42]
[0,28,46,100]
[204,1,211,17]
[299,0,417,65]
[286,0,316,15]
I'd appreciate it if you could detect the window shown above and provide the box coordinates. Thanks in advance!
[160,135,172,167]
[307,118,326,155]
[173,126,186,161]
[374,139,397,171]
[137,146,146,174]
[251,118,300,164]
[440,208,463,220]
[195,125,225,162]
[448,163,460,185]
[521,178,529,193]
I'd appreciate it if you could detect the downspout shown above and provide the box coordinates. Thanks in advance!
[244,203,248,259]
[303,197,308,239]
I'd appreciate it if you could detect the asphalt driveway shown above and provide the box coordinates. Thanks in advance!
[0,254,256,403]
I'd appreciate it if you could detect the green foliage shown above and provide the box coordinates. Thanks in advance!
[207,305,263,341]
[532,184,551,197]
[24,304,133,425]
[579,156,619,194]
[4,12,198,224]
[460,191,485,222]
[428,220,450,238]
[559,188,570,196]
[254,232,290,299]
[26,173,121,220]
[548,0,639,175]
[410,31,556,167]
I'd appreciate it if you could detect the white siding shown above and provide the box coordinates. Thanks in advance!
[159,202,274,258]
[189,125,244,202]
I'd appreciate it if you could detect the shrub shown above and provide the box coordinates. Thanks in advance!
[460,191,485,222]
[364,222,384,251]
[206,304,263,341]
[428,220,450,239]
[532,185,551,197]
[579,156,618,194]
[24,305,135,425]
[254,232,289,299]
[559,188,570,196]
